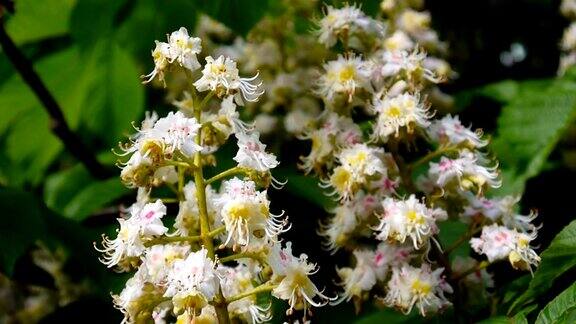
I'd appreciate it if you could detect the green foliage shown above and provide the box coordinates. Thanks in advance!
[536,281,576,324]
[0,47,101,185]
[5,0,75,44]
[0,187,47,275]
[45,164,129,221]
[510,220,576,313]
[488,79,576,195]
[198,0,273,35]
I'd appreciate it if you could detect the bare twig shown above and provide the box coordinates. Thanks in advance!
[0,20,111,179]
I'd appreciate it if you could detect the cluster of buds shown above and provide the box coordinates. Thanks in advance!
[96,28,334,323]
[560,0,576,75]
[300,1,541,317]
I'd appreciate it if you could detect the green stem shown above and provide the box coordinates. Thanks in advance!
[410,145,460,170]
[192,91,230,324]
[452,261,490,282]
[206,166,248,185]
[225,283,275,304]
[219,251,266,264]
[144,235,202,247]
[444,225,483,255]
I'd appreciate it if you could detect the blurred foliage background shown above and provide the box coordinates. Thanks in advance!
[1,0,576,323]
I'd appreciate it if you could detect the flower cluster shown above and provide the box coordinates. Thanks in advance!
[97,28,332,323]
[299,1,540,318]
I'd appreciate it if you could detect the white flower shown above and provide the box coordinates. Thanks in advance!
[253,114,278,135]
[219,264,272,323]
[142,27,202,85]
[96,217,145,269]
[372,92,432,140]
[335,243,412,303]
[142,244,189,285]
[470,224,540,272]
[234,132,279,172]
[376,49,439,83]
[427,115,487,148]
[383,264,452,316]
[142,41,171,84]
[339,143,386,182]
[167,27,202,71]
[335,250,377,303]
[562,22,576,51]
[113,266,147,322]
[319,203,359,252]
[323,144,386,200]
[151,111,202,157]
[284,109,316,135]
[317,54,371,102]
[375,195,446,249]
[463,195,537,232]
[216,178,287,249]
[164,248,219,312]
[268,242,334,313]
[428,150,501,192]
[384,30,415,52]
[173,182,220,236]
[194,55,264,103]
[397,9,431,34]
[316,4,383,49]
[131,199,169,237]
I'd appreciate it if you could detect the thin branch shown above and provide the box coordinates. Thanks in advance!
[0,21,110,179]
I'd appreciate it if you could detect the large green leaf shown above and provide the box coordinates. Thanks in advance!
[5,0,76,44]
[0,187,47,275]
[510,220,576,313]
[44,164,129,221]
[536,281,576,324]
[81,41,145,145]
[115,0,199,58]
[276,167,335,210]
[63,177,129,221]
[69,0,129,49]
[44,164,94,213]
[491,79,576,195]
[0,47,101,185]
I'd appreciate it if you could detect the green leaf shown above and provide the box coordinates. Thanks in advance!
[116,0,199,58]
[44,164,93,213]
[536,281,576,324]
[5,0,76,44]
[198,0,272,35]
[354,308,418,324]
[0,187,46,275]
[276,167,335,210]
[0,47,101,185]
[438,220,470,259]
[510,220,576,313]
[62,177,129,221]
[491,79,576,195]
[69,0,129,49]
[477,314,527,324]
[81,41,145,145]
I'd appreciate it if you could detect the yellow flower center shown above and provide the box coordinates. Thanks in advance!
[411,278,431,295]
[386,105,402,118]
[346,151,367,167]
[331,167,351,193]
[228,202,251,220]
[406,209,424,224]
[338,65,356,82]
